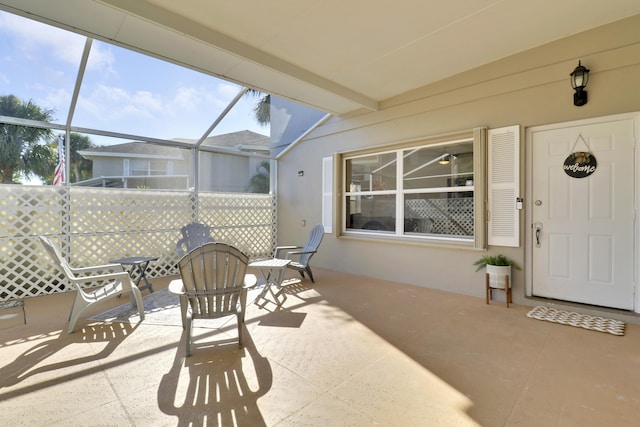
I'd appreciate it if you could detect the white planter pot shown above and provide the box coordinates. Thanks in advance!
[486,265,511,289]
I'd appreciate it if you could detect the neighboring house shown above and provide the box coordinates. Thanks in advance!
[77,130,269,192]
[76,142,188,189]
[179,130,270,193]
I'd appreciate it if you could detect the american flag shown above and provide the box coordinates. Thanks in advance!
[53,135,65,186]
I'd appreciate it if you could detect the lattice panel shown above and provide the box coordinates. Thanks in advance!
[0,185,276,301]
[0,186,69,237]
[199,192,277,259]
[406,198,474,236]
[70,188,195,234]
[0,236,67,300]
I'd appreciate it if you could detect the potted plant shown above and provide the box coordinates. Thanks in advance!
[473,254,521,289]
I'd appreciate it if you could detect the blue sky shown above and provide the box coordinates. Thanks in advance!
[0,10,269,147]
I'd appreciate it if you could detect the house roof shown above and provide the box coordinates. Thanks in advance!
[78,130,269,159]
[174,130,269,151]
[78,142,184,160]
[4,1,640,115]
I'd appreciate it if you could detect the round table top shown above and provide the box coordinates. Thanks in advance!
[249,258,291,268]
[111,256,158,264]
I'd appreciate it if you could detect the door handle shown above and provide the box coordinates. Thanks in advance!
[534,222,543,247]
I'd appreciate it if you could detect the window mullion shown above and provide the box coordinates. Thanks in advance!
[396,150,404,235]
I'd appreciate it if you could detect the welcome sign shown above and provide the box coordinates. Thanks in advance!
[563,151,597,178]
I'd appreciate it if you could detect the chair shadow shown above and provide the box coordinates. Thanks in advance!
[158,328,273,426]
[250,279,322,317]
[0,322,137,391]
[278,280,315,299]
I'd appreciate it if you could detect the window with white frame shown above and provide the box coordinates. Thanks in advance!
[343,131,485,246]
[129,159,168,176]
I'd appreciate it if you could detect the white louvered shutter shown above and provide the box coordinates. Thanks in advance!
[322,156,333,233]
[488,125,520,247]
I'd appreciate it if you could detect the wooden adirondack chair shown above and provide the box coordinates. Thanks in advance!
[39,235,145,333]
[176,222,215,257]
[169,242,257,356]
[275,224,324,283]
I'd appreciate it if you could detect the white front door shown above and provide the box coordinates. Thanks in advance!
[531,117,636,310]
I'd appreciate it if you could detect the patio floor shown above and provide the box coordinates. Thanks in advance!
[1,268,639,426]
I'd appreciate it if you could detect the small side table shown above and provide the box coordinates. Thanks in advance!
[0,299,26,324]
[250,258,297,309]
[111,256,158,293]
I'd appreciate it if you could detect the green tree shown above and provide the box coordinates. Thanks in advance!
[246,89,270,126]
[0,95,54,184]
[41,132,95,185]
[68,133,94,183]
[247,160,270,193]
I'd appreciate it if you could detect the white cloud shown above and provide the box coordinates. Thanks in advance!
[172,86,199,111]
[218,82,241,100]
[0,11,114,74]
[0,12,85,66]
[86,43,116,73]
[42,88,71,118]
[0,11,267,139]
[130,90,164,114]
[82,85,164,121]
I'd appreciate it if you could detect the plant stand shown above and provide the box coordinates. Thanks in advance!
[486,272,512,308]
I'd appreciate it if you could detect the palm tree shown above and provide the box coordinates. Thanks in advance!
[41,132,95,185]
[247,161,270,193]
[246,89,270,126]
[0,95,54,184]
[68,133,94,183]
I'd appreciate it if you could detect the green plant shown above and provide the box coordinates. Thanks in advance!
[473,254,521,272]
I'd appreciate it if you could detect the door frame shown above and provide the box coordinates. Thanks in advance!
[525,112,640,313]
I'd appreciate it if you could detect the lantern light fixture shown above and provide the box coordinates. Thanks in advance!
[570,60,590,107]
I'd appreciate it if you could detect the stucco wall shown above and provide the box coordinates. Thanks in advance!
[93,157,124,177]
[276,14,640,303]
[199,152,257,193]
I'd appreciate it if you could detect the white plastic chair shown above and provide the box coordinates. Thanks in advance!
[39,236,145,333]
[176,222,215,257]
[275,224,324,283]
[169,242,256,356]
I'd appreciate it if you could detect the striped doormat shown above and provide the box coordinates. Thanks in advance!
[527,306,625,336]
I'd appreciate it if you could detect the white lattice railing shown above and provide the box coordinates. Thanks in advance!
[405,198,474,236]
[0,185,277,302]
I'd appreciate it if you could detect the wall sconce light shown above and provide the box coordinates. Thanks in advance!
[570,60,590,107]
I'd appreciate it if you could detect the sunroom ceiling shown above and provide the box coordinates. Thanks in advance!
[3,0,640,115]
